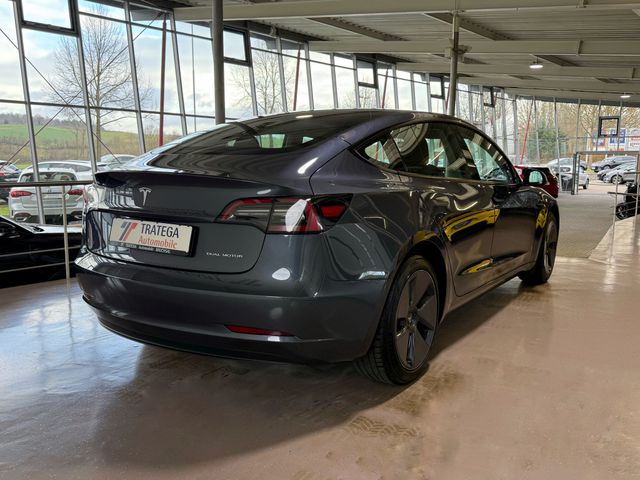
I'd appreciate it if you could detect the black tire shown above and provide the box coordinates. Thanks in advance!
[583,179,589,190]
[355,256,440,384]
[518,213,558,286]
[611,175,623,185]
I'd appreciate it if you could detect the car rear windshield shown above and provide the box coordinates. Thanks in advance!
[158,115,360,155]
[20,171,78,182]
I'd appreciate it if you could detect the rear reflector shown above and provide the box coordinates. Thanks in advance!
[10,190,32,198]
[217,195,351,234]
[67,188,84,196]
[226,325,293,336]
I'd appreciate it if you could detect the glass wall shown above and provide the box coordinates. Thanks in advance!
[2,0,640,225]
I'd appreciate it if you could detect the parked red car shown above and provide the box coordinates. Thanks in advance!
[514,165,558,198]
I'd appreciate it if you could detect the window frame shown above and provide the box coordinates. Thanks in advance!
[18,0,79,36]
[354,119,521,186]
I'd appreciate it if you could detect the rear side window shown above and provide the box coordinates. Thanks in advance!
[391,123,480,179]
[361,138,401,168]
[360,122,479,180]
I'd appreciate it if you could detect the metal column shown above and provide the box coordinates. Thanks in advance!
[304,43,314,110]
[276,37,288,112]
[170,15,188,135]
[351,55,360,109]
[212,0,225,123]
[447,12,460,117]
[513,97,520,160]
[124,2,146,154]
[330,54,339,108]
[533,97,541,162]
[13,2,45,223]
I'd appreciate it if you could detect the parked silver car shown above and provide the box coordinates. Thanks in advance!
[9,169,85,223]
[603,163,640,184]
[550,165,589,189]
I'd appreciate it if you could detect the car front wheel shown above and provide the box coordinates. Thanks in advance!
[611,175,623,185]
[519,213,558,286]
[355,256,440,384]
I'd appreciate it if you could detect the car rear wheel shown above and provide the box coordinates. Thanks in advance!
[355,256,440,384]
[518,213,558,286]
[583,178,589,189]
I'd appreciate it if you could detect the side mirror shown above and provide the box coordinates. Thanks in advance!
[521,168,548,186]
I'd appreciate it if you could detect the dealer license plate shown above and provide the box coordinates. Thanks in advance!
[109,218,193,256]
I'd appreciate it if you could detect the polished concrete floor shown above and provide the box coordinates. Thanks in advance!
[1,219,640,479]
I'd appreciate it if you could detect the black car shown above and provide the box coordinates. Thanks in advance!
[616,182,639,219]
[0,162,21,200]
[0,216,82,288]
[76,110,559,384]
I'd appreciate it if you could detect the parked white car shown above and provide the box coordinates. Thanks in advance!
[20,161,94,181]
[9,169,85,223]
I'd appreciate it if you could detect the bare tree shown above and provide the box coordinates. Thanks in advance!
[49,6,150,158]
[231,50,296,115]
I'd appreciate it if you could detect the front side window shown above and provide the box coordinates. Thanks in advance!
[458,127,513,183]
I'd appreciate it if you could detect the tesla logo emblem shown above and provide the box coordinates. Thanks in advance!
[138,187,152,205]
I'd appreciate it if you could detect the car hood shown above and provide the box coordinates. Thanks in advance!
[31,224,82,235]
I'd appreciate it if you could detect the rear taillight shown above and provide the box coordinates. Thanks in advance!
[10,190,32,198]
[217,195,351,234]
[67,188,84,196]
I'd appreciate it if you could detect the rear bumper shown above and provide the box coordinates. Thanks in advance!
[9,203,83,221]
[76,251,388,363]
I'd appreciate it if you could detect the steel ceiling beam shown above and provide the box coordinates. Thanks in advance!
[395,62,639,79]
[309,17,405,41]
[459,76,640,94]
[536,55,578,67]
[504,87,640,104]
[425,13,510,41]
[173,1,640,21]
[307,39,640,56]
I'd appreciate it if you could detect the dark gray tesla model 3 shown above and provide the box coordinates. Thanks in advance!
[76,110,559,384]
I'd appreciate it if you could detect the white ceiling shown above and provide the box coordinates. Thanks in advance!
[166,0,640,101]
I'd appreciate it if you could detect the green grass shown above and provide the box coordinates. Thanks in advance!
[0,124,77,143]
[0,123,144,163]
[0,203,9,218]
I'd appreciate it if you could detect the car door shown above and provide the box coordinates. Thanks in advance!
[455,125,539,277]
[385,122,498,297]
[0,219,31,276]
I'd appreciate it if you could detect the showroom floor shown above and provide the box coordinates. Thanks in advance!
[1,219,639,479]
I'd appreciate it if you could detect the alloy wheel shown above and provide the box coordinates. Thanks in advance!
[394,270,438,370]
